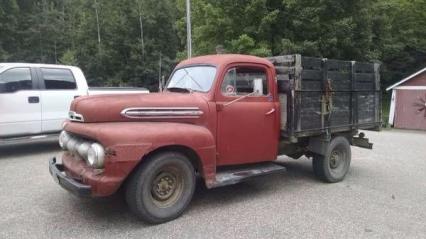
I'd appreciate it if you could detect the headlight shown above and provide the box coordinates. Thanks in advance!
[66,138,79,152]
[87,143,105,169]
[59,131,70,149]
[77,142,91,159]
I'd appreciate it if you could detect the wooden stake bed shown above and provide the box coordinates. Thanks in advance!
[267,55,381,141]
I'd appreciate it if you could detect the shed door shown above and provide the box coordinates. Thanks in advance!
[394,89,426,130]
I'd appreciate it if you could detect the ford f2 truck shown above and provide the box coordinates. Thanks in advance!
[49,54,381,223]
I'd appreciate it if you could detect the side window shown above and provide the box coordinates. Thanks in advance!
[221,67,268,96]
[41,68,77,90]
[0,68,33,93]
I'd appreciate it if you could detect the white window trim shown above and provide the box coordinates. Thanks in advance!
[394,86,426,90]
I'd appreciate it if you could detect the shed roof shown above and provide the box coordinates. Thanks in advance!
[386,67,426,91]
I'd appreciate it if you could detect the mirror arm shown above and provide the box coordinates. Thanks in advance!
[223,91,258,108]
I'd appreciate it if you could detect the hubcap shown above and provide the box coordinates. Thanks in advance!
[152,172,177,201]
[150,166,184,208]
[330,151,341,169]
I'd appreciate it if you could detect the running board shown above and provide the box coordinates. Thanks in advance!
[209,162,286,188]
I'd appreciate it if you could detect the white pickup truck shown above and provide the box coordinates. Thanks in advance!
[0,63,149,144]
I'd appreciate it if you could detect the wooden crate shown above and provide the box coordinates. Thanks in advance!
[267,55,381,141]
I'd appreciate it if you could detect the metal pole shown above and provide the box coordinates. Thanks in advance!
[186,0,192,58]
[94,0,101,51]
[158,52,162,92]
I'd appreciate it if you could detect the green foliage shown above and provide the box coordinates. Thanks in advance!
[0,0,424,90]
[180,0,425,89]
[59,50,78,65]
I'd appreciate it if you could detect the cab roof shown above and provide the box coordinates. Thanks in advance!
[177,54,274,68]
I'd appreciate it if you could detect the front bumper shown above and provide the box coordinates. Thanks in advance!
[49,157,92,197]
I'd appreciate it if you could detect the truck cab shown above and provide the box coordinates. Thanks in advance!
[0,63,88,139]
[49,54,380,223]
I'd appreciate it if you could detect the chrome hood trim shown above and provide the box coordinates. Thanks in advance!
[121,107,203,119]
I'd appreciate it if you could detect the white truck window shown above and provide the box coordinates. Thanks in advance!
[41,68,76,90]
[0,68,32,93]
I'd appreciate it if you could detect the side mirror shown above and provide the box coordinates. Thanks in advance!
[253,78,263,96]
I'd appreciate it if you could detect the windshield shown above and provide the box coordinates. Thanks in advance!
[167,66,216,93]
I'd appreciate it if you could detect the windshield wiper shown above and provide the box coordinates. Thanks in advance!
[182,68,204,91]
[166,87,192,93]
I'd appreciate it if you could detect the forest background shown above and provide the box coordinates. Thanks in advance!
[1,0,425,98]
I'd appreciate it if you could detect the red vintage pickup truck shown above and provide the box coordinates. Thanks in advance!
[49,54,381,223]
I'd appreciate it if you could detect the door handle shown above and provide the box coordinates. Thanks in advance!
[28,96,40,104]
[265,108,275,115]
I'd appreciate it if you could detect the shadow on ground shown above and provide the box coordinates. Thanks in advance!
[51,158,317,228]
[0,141,60,159]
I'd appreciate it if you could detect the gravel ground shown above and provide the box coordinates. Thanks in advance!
[0,129,425,239]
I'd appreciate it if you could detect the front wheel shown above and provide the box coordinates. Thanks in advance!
[312,136,351,183]
[126,152,196,224]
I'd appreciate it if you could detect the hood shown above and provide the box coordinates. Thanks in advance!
[69,92,209,123]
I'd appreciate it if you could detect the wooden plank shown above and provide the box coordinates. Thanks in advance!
[301,57,322,70]
[277,79,291,93]
[355,73,375,82]
[301,69,322,80]
[267,55,295,64]
[328,71,350,81]
[354,62,374,73]
[328,71,351,90]
[276,74,289,81]
[327,59,351,72]
[279,94,287,130]
[275,66,294,75]
[298,92,322,130]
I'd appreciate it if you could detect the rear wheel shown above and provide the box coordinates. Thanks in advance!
[126,151,196,224]
[312,136,351,183]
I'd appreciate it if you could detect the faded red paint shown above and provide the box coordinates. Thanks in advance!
[62,54,280,196]
[394,90,426,130]
[400,72,426,86]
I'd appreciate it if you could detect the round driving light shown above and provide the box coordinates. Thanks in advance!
[77,142,91,159]
[59,131,70,149]
[66,138,78,152]
[87,143,105,168]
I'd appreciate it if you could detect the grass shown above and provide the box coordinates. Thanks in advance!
[381,93,391,128]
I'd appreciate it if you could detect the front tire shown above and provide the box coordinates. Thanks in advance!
[312,136,351,183]
[126,151,196,224]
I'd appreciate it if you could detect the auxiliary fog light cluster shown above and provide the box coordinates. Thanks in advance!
[59,131,105,169]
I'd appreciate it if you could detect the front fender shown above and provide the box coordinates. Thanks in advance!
[65,122,216,187]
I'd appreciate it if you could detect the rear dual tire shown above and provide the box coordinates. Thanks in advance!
[126,152,196,224]
[312,136,351,183]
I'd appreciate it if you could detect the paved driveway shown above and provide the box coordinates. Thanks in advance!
[0,129,425,238]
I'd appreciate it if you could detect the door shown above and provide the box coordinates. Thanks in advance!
[0,67,41,137]
[216,64,279,166]
[394,89,426,130]
[38,68,80,133]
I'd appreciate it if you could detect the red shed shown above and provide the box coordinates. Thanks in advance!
[387,67,426,130]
